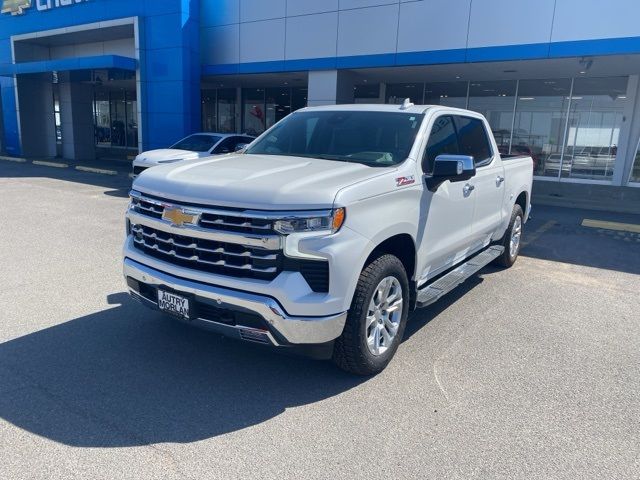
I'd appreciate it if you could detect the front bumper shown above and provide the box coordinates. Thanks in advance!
[124,258,347,345]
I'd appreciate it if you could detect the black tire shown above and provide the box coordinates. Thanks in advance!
[493,204,524,268]
[332,254,410,375]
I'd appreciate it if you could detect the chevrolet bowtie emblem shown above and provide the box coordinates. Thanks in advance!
[1,0,31,15]
[162,207,199,227]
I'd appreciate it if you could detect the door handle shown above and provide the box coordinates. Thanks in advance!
[463,183,475,196]
[496,175,505,186]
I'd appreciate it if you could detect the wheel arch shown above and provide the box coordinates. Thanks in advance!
[362,233,418,310]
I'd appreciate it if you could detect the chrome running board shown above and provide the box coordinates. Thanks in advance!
[416,245,504,308]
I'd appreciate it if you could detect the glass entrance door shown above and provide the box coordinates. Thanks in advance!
[93,88,138,158]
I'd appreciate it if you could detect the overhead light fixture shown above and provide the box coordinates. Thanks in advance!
[579,71,587,75]
[455,76,461,79]
[519,97,535,101]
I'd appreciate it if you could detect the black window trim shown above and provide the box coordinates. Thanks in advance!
[420,114,459,175]
[452,114,495,169]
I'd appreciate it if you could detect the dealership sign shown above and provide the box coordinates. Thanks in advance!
[1,0,89,15]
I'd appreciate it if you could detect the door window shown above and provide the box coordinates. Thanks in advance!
[213,137,240,154]
[453,116,493,167]
[422,115,459,174]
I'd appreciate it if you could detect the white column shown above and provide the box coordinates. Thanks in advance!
[307,70,356,107]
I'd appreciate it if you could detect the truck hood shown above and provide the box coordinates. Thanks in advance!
[135,149,208,165]
[133,154,392,209]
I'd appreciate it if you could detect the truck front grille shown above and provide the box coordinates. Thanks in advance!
[131,224,280,281]
[130,194,276,234]
[129,192,330,292]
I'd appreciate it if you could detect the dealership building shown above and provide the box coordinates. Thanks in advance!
[1,0,640,191]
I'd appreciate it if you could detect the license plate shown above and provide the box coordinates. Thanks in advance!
[157,290,190,319]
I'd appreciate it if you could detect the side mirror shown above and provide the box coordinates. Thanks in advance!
[425,155,476,192]
[235,143,249,152]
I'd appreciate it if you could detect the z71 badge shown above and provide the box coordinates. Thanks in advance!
[396,176,415,187]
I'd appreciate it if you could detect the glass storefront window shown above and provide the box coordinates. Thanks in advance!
[386,83,423,105]
[354,84,381,103]
[93,89,138,150]
[218,88,237,133]
[468,80,517,154]
[201,90,217,132]
[266,87,291,129]
[424,82,467,108]
[631,142,640,183]
[513,79,571,177]
[126,91,138,149]
[243,88,266,136]
[291,87,308,112]
[561,76,628,180]
[94,91,111,146]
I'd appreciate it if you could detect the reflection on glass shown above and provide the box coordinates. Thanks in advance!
[94,91,111,146]
[291,87,308,112]
[93,90,137,149]
[424,82,467,108]
[201,89,217,132]
[243,88,265,136]
[354,84,381,104]
[386,83,423,105]
[468,80,517,154]
[513,79,571,176]
[217,88,236,133]
[126,94,138,149]
[631,139,640,183]
[266,87,291,129]
[561,77,627,180]
[110,90,126,147]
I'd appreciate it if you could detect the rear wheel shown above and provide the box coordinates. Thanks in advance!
[493,204,524,268]
[333,254,409,375]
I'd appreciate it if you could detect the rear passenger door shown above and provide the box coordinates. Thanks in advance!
[453,115,505,250]
[416,115,477,283]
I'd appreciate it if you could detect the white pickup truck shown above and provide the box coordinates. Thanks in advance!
[123,102,532,375]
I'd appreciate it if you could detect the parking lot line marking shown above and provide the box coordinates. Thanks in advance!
[521,220,557,247]
[75,166,118,176]
[581,219,640,234]
[0,156,27,163]
[33,160,68,168]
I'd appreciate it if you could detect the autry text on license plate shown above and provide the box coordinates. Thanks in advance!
[157,290,190,318]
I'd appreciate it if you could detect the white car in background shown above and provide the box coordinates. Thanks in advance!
[132,133,255,177]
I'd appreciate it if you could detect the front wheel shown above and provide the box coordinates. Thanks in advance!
[493,204,524,268]
[332,254,410,375]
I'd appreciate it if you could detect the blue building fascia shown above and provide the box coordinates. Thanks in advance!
[0,0,201,156]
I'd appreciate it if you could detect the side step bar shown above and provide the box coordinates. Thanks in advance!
[416,245,504,308]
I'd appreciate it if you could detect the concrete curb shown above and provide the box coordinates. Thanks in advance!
[75,166,118,176]
[0,156,27,163]
[33,160,69,168]
[1,156,129,177]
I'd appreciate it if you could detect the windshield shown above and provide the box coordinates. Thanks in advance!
[245,111,424,166]
[171,134,222,152]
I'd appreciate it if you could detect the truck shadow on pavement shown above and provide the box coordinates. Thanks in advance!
[0,293,366,448]
[0,272,489,448]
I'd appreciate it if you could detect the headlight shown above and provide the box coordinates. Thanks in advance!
[274,208,346,234]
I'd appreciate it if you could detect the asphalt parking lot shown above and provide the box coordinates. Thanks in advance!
[1,160,639,480]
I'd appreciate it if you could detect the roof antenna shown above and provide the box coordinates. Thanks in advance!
[400,98,414,110]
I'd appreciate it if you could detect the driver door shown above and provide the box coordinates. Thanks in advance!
[416,115,477,285]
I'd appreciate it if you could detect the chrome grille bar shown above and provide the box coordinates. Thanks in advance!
[131,225,279,275]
